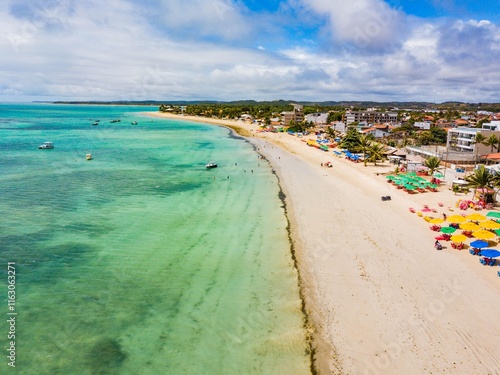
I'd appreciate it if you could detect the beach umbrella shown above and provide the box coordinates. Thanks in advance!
[495,229,500,237]
[460,222,481,231]
[479,220,500,230]
[429,218,445,224]
[447,215,466,223]
[440,226,456,234]
[472,230,496,240]
[466,213,487,222]
[469,240,490,248]
[478,249,500,258]
[450,234,468,243]
[486,211,500,219]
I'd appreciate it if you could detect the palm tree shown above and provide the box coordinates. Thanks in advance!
[357,135,372,167]
[484,134,499,153]
[465,165,495,197]
[424,156,441,177]
[472,132,487,165]
[366,143,385,166]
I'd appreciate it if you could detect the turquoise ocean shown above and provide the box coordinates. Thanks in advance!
[0,104,311,374]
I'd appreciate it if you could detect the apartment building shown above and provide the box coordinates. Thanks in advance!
[344,110,398,125]
[282,104,304,125]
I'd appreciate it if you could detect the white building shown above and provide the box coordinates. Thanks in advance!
[344,110,398,125]
[330,121,346,134]
[305,112,328,125]
[414,121,432,130]
[446,127,477,152]
[482,121,500,131]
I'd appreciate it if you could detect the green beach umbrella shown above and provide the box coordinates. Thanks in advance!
[440,226,457,234]
[486,211,500,219]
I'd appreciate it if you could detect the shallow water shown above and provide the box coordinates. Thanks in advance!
[0,104,310,374]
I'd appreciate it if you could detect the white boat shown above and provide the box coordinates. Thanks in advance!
[38,142,54,149]
[86,153,93,160]
[131,121,138,125]
[205,161,217,169]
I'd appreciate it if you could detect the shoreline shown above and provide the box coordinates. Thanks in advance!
[148,111,500,375]
[147,112,326,372]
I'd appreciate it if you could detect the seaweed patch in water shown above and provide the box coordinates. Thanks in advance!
[88,338,127,374]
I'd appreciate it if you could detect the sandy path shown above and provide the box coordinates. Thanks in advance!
[149,112,500,375]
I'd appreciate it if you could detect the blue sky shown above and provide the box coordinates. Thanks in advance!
[1,0,499,103]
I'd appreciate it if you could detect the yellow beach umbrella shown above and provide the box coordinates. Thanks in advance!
[466,213,487,222]
[429,218,445,224]
[450,234,468,243]
[447,215,466,223]
[459,222,481,231]
[472,229,496,239]
[479,220,500,230]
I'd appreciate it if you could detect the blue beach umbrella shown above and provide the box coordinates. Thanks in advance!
[478,249,500,258]
[469,240,489,249]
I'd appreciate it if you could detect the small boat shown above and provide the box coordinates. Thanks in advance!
[92,122,99,126]
[86,153,93,160]
[38,142,54,149]
[205,161,217,169]
[110,119,121,123]
[131,121,138,125]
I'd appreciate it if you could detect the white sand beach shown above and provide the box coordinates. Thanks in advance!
[150,113,500,375]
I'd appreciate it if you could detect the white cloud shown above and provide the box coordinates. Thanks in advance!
[0,0,500,102]
[145,0,253,41]
[300,0,409,52]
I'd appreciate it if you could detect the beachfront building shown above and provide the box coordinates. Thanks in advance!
[446,127,500,158]
[482,120,500,131]
[361,124,391,139]
[344,110,398,125]
[329,121,346,134]
[447,127,477,152]
[305,112,328,125]
[282,104,304,125]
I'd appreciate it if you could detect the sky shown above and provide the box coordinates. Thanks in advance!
[1,0,499,103]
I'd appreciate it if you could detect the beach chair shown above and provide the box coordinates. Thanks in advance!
[462,230,473,237]
[470,248,481,255]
